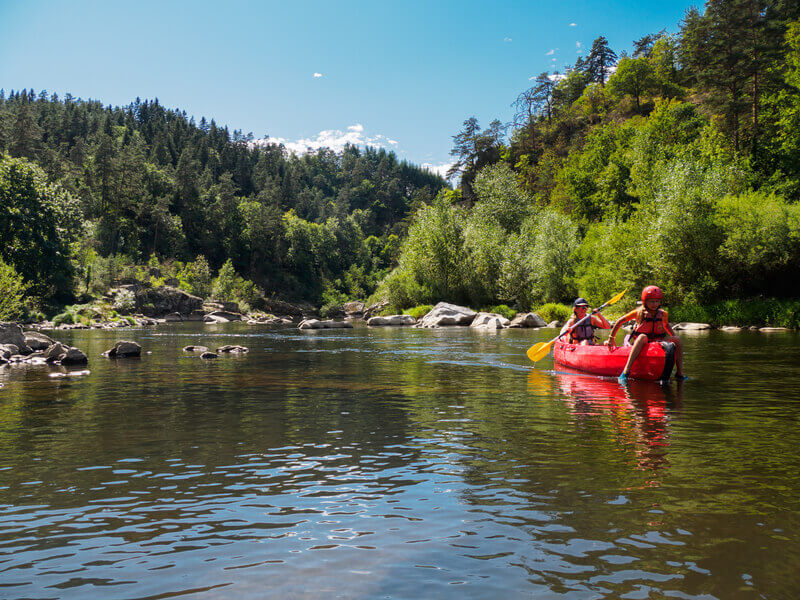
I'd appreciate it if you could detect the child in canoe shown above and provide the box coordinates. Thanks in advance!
[609,286,685,382]
[560,297,612,345]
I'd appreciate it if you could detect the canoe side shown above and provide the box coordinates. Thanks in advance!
[554,340,674,381]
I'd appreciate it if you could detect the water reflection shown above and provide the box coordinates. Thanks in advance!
[530,368,683,478]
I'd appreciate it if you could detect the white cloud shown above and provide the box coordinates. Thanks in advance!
[569,22,577,27]
[313,72,323,78]
[253,124,401,155]
[421,162,454,179]
[549,72,567,81]
[504,37,512,42]
[546,49,557,56]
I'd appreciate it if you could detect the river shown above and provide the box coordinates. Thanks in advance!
[1,323,798,598]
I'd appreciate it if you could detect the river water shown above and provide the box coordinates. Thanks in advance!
[0,323,798,599]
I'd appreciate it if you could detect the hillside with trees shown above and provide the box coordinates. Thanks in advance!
[378,0,800,318]
[0,93,445,318]
[3,0,800,325]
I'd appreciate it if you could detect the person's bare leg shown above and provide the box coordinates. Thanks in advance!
[621,335,649,377]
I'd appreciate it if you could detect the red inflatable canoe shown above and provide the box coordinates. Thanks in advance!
[553,339,676,381]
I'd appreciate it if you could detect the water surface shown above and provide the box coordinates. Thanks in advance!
[1,324,798,598]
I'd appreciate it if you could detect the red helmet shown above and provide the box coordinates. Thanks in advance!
[641,285,663,303]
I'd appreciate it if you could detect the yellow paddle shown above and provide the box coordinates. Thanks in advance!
[526,289,627,363]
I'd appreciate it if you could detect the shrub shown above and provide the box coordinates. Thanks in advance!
[534,302,571,323]
[0,258,29,321]
[52,311,77,327]
[486,304,517,320]
[403,305,433,319]
[112,289,136,314]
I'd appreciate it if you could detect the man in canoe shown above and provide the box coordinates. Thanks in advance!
[609,285,686,382]
[560,297,612,345]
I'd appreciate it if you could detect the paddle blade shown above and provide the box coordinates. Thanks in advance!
[606,288,628,306]
[526,341,554,363]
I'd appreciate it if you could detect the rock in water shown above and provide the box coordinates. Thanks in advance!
[183,345,209,352]
[102,341,142,358]
[417,303,477,328]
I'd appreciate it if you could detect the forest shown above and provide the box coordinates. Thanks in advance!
[3,0,800,323]
[0,92,445,317]
[377,0,800,318]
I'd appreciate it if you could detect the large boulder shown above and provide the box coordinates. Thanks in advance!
[0,323,29,352]
[508,312,547,328]
[418,303,476,328]
[367,315,416,326]
[470,312,510,330]
[102,341,142,358]
[134,286,203,317]
[298,319,324,329]
[262,299,308,318]
[24,331,56,351]
[61,347,88,365]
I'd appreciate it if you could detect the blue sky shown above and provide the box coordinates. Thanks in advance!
[0,0,699,174]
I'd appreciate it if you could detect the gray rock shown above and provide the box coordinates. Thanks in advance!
[200,352,218,359]
[134,286,203,317]
[673,322,713,331]
[44,342,66,362]
[203,314,228,323]
[319,320,353,329]
[545,320,562,328]
[206,310,243,322]
[508,312,547,328]
[368,315,417,326]
[418,303,477,328]
[61,347,88,365]
[299,319,324,330]
[102,341,142,358]
[759,327,793,332]
[343,301,365,317]
[470,312,510,330]
[164,312,184,322]
[216,345,249,354]
[24,331,55,351]
[0,322,27,348]
[183,345,209,352]
[0,344,17,359]
[363,300,389,320]
[719,326,744,332]
[0,323,31,353]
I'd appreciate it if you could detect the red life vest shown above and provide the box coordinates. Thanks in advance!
[633,308,667,340]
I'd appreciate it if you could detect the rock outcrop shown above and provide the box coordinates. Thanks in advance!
[417,303,476,328]
[134,286,203,317]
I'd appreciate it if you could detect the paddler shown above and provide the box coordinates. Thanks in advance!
[560,297,611,345]
[608,286,685,382]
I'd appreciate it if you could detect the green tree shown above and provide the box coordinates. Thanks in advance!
[607,56,658,108]
[584,36,618,86]
[0,154,81,301]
